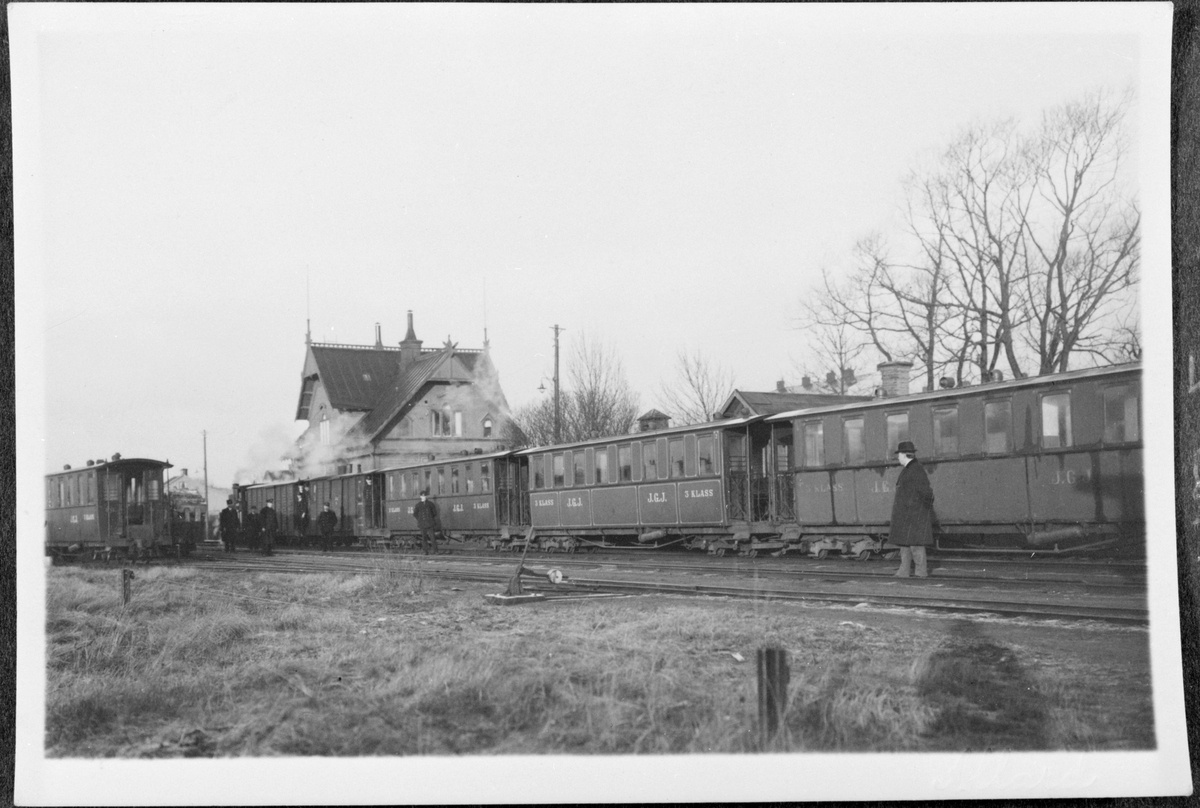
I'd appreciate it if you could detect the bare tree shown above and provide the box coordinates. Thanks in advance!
[657,349,736,425]
[1019,90,1140,373]
[564,334,640,439]
[505,333,639,449]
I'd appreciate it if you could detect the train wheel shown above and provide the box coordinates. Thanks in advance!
[855,550,872,561]
[816,549,829,560]
[716,548,726,557]
[748,549,758,558]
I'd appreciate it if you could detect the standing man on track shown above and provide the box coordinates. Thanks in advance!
[888,441,935,579]
[218,498,240,553]
[413,490,441,555]
[317,502,338,552]
[259,498,279,556]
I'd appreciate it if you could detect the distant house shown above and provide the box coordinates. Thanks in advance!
[165,469,231,518]
[292,311,511,478]
[717,381,872,419]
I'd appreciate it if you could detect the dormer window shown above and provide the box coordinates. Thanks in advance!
[483,417,493,438]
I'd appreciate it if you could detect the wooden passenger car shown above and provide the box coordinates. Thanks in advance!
[767,362,1144,555]
[379,450,527,548]
[45,456,174,558]
[517,418,773,553]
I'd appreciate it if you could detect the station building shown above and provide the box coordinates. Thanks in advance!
[292,312,511,478]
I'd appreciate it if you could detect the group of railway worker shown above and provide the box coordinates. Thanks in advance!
[217,498,342,554]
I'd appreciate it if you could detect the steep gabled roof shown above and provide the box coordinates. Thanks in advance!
[306,345,405,411]
[350,347,459,443]
[719,390,872,417]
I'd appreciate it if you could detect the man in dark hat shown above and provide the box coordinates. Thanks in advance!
[259,498,279,556]
[218,498,240,553]
[317,502,338,552]
[412,490,441,555]
[888,441,935,578]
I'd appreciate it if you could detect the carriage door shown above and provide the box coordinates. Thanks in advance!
[725,431,749,521]
[748,422,773,522]
[771,422,795,522]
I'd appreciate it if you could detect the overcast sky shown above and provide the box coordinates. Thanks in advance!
[17,4,1167,487]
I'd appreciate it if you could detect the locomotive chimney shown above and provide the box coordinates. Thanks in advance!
[399,310,423,368]
[877,361,913,397]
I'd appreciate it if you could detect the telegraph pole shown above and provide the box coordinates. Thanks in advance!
[202,430,210,542]
[552,325,564,444]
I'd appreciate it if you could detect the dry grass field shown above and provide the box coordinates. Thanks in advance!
[44,562,1155,757]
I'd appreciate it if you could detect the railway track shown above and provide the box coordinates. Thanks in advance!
[187,549,1149,625]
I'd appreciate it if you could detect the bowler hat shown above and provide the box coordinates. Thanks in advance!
[895,441,917,455]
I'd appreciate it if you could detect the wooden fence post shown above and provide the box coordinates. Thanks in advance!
[757,646,789,750]
[122,569,134,606]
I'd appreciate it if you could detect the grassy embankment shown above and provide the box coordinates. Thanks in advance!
[45,560,1155,757]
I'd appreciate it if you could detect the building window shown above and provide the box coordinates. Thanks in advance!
[842,418,865,464]
[573,452,586,485]
[320,417,330,446]
[481,462,491,493]
[483,417,493,438]
[553,454,565,488]
[595,449,609,484]
[395,417,412,438]
[642,442,658,481]
[298,375,317,418]
[1041,392,1073,449]
[984,400,1012,454]
[618,444,633,482]
[1103,386,1139,444]
[697,435,715,475]
[886,413,909,454]
[931,406,959,456]
[803,422,824,467]
[669,438,685,478]
[455,411,463,437]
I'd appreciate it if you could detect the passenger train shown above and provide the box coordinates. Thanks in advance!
[47,363,1142,560]
[226,362,1144,559]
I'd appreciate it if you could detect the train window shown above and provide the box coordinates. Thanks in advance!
[595,448,609,484]
[534,457,545,489]
[697,435,715,475]
[147,478,161,501]
[842,418,865,464]
[424,469,433,494]
[1041,392,1073,449]
[437,467,446,495]
[573,452,586,486]
[886,413,909,453]
[669,439,685,478]
[553,454,565,488]
[984,400,1012,454]
[643,442,658,481]
[775,437,791,473]
[802,422,824,467]
[931,406,959,456]
[618,444,633,482]
[65,478,73,506]
[451,466,461,494]
[466,464,475,494]
[481,462,492,493]
[46,480,53,509]
[105,474,120,501]
[1103,386,1140,443]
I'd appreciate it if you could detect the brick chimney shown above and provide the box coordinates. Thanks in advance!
[399,311,422,367]
[776,379,787,393]
[374,322,383,348]
[877,361,913,397]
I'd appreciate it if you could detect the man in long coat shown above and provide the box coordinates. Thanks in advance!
[218,498,240,553]
[259,499,279,556]
[316,502,339,552]
[413,490,441,555]
[888,441,935,578]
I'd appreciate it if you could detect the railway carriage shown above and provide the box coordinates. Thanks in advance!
[517,418,764,553]
[766,362,1144,556]
[379,450,528,549]
[45,456,175,558]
